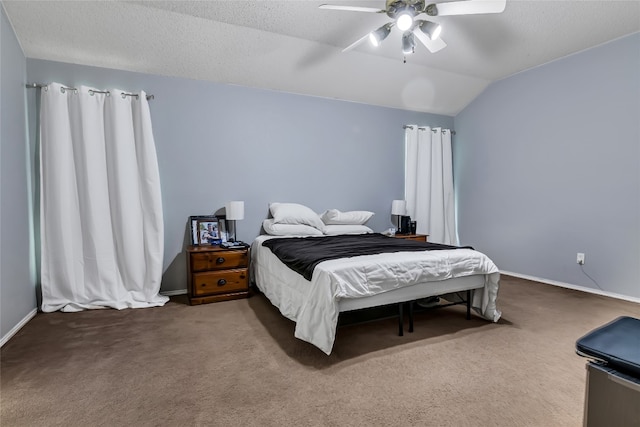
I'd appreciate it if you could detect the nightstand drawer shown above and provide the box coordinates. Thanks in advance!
[192,269,248,296]
[191,251,247,272]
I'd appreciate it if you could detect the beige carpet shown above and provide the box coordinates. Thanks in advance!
[2,275,639,426]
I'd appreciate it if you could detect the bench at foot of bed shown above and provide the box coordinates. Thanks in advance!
[401,289,472,335]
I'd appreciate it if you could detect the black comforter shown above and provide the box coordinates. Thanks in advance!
[262,233,472,281]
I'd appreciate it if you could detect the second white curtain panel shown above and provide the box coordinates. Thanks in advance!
[404,126,457,245]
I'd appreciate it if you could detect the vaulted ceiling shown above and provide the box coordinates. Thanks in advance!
[3,0,639,115]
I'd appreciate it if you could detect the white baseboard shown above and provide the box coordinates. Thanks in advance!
[1,277,633,347]
[160,289,187,296]
[500,270,640,304]
[0,289,187,347]
[1,308,38,348]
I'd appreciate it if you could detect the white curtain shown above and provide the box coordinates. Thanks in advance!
[404,126,457,245]
[39,83,168,312]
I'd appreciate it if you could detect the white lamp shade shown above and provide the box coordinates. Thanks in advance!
[391,200,406,215]
[225,201,245,220]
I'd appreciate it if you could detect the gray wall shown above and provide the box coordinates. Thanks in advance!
[454,33,640,299]
[26,58,453,294]
[1,6,37,340]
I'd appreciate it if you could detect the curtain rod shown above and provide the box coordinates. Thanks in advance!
[26,83,154,101]
[403,125,456,135]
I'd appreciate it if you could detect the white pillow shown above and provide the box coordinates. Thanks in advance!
[262,219,324,236]
[320,209,374,225]
[269,202,325,231]
[323,224,374,235]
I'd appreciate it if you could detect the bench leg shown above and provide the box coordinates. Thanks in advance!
[398,303,404,336]
[408,301,414,333]
[466,290,471,320]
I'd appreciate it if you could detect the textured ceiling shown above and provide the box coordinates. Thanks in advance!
[3,0,639,115]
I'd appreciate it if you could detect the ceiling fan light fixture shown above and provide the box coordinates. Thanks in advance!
[419,20,442,40]
[369,23,392,47]
[396,12,413,31]
[402,31,415,55]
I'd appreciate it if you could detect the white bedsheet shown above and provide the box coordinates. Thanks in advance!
[251,235,501,354]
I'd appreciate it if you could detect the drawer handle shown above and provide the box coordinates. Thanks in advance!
[216,257,225,264]
[217,279,227,286]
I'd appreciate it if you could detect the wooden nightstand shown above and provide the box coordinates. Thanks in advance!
[393,234,428,242]
[186,245,249,305]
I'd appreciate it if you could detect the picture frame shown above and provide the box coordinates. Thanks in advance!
[197,219,220,245]
[218,217,229,243]
[189,215,220,245]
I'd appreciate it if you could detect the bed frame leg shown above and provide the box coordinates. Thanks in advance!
[408,301,414,333]
[466,290,471,320]
[398,303,404,336]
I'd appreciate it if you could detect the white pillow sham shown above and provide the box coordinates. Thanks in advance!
[262,219,324,236]
[320,209,374,225]
[269,202,325,231]
[323,224,374,235]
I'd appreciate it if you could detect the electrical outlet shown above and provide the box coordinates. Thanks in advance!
[577,253,585,265]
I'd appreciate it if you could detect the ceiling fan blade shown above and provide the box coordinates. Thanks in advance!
[433,0,506,16]
[413,28,447,53]
[319,4,385,13]
[342,32,372,52]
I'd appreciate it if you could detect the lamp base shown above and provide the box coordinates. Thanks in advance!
[228,220,236,242]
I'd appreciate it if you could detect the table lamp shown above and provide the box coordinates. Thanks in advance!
[225,201,244,242]
[391,200,406,232]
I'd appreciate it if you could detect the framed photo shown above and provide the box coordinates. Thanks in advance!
[218,217,229,243]
[197,219,219,245]
[189,215,220,245]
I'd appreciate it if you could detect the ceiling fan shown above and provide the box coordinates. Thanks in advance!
[320,0,507,56]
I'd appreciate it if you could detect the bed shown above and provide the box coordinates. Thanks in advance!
[251,230,501,355]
